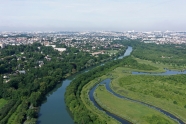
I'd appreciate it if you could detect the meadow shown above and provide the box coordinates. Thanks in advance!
[80,56,186,123]
[95,85,177,124]
[109,67,186,122]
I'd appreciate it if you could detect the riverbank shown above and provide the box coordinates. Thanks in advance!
[83,61,186,123]
[80,57,161,123]
[81,77,119,124]
[37,47,129,124]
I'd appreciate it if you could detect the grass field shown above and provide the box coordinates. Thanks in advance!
[81,56,186,123]
[95,85,177,124]
[109,67,186,122]
[0,98,8,109]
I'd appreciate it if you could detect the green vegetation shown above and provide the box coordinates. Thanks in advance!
[132,42,186,68]
[134,55,186,70]
[66,40,186,124]
[2,39,186,123]
[0,100,21,124]
[106,56,186,122]
[7,104,22,124]
[114,40,186,69]
[0,99,8,109]
[95,85,176,124]
[0,43,115,123]
[111,74,186,122]
[65,56,160,123]
[81,78,119,124]
[119,56,158,71]
[65,59,122,123]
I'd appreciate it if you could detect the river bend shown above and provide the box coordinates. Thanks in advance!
[90,78,184,124]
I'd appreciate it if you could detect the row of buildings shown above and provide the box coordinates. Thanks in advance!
[0,31,186,49]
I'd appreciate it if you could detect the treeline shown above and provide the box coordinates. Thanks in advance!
[65,59,121,123]
[130,41,186,66]
[65,56,158,123]
[119,56,158,70]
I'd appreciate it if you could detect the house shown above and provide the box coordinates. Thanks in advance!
[18,70,26,74]
[54,48,66,52]
[3,75,9,79]
[91,51,105,56]
[45,56,51,61]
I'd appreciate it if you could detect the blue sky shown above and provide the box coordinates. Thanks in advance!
[0,0,185,31]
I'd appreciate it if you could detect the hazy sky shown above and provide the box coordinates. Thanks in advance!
[0,0,185,31]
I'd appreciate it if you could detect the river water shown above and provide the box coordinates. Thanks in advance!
[118,46,133,59]
[37,79,74,124]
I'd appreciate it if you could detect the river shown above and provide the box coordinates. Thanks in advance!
[37,46,132,124]
[37,78,74,124]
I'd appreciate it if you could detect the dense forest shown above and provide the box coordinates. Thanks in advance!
[0,43,113,123]
[133,44,186,66]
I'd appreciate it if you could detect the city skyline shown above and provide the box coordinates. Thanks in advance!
[0,0,186,31]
